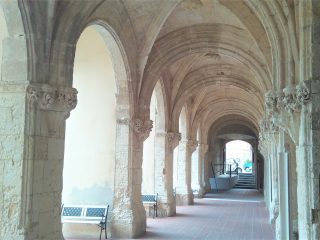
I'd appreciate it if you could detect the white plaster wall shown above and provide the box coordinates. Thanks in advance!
[62,26,116,206]
[142,92,156,193]
[0,5,8,80]
[173,147,179,189]
[191,148,199,189]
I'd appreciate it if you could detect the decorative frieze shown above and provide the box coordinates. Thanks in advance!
[27,84,77,112]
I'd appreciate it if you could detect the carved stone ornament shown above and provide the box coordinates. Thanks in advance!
[259,118,279,133]
[296,81,311,105]
[264,81,311,116]
[265,90,277,114]
[166,132,181,150]
[116,118,130,125]
[155,132,167,138]
[133,118,153,140]
[283,85,299,113]
[276,90,285,111]
[187,140,198,153]
[27,84,77,112]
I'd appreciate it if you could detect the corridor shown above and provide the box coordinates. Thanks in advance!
[142,189,275,240]
[67,189,275,240]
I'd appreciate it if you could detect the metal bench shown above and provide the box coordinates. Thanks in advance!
[61,204,109,239]
[141,194,158,218]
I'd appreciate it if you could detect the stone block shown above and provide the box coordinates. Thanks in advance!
[3,159,22,188]
[39,111,65,138]
[312,130,320,145]
[0,134,23,160]
[43,160,63,193]
[34,136,48,160]
[312,112,320,130]
[33,160,44,183]
[39,210,56,237]
[32,193,51,213]
[48,138,64,160]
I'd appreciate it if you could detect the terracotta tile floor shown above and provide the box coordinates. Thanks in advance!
[67,189,275,240]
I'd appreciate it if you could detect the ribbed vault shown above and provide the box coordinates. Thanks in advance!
[138,0,285,140]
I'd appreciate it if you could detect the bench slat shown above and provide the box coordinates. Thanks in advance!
[141,194,158,218]
[61,204,109,239]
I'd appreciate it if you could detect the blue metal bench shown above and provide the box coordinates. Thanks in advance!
[61,204,109,239]
[141,194,158,218]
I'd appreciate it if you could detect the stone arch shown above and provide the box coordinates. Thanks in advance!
[62,25,118,238]
[179,106,188,140]
[52,21,136,238]
[153,80,167,132]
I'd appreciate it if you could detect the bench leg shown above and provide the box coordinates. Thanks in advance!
[100,228,103,240]
[105,221,107,239]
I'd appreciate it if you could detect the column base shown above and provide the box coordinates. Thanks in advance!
[198,187,206,198]
[157,200,176,217]
[111,202,146,238]
[176,192,194,205]
[269,202,279,224]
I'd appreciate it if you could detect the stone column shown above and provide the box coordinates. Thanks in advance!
[111,118,152,238]
[175,139,197,205]
[275,130,290,240]
[21,84,77,240]
[295,80,320,240]
[153,132,179,217]
[269,131,280,224]
[310,81,320,240]
[197,143,208,197]
[164,132,181,216]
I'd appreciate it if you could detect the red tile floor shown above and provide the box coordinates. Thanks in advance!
[67,189,275,240]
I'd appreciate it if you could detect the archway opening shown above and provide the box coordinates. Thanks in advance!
[142,81,166,216]
[173,107,187,190]
[191,129,200,194]
[225,140,253,174]
[142,92,156,194]
[62,25,117,238]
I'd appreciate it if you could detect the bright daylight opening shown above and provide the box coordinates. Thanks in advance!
[225,140,253,174]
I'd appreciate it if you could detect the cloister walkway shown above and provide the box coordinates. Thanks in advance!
[67,189,275,240]
[142,189,275,240]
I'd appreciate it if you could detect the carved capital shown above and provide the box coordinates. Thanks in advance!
[260,118,279,134]
[166,132,181,150]
[187,140,198,153]
[265,90,277,115]
[155,132,167,138]
[283,84,299,113]
[116,118,130,125]
[132,118,153,141]
[264,81,311,117]
[296,81,311,105]
[27,84,77,113]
